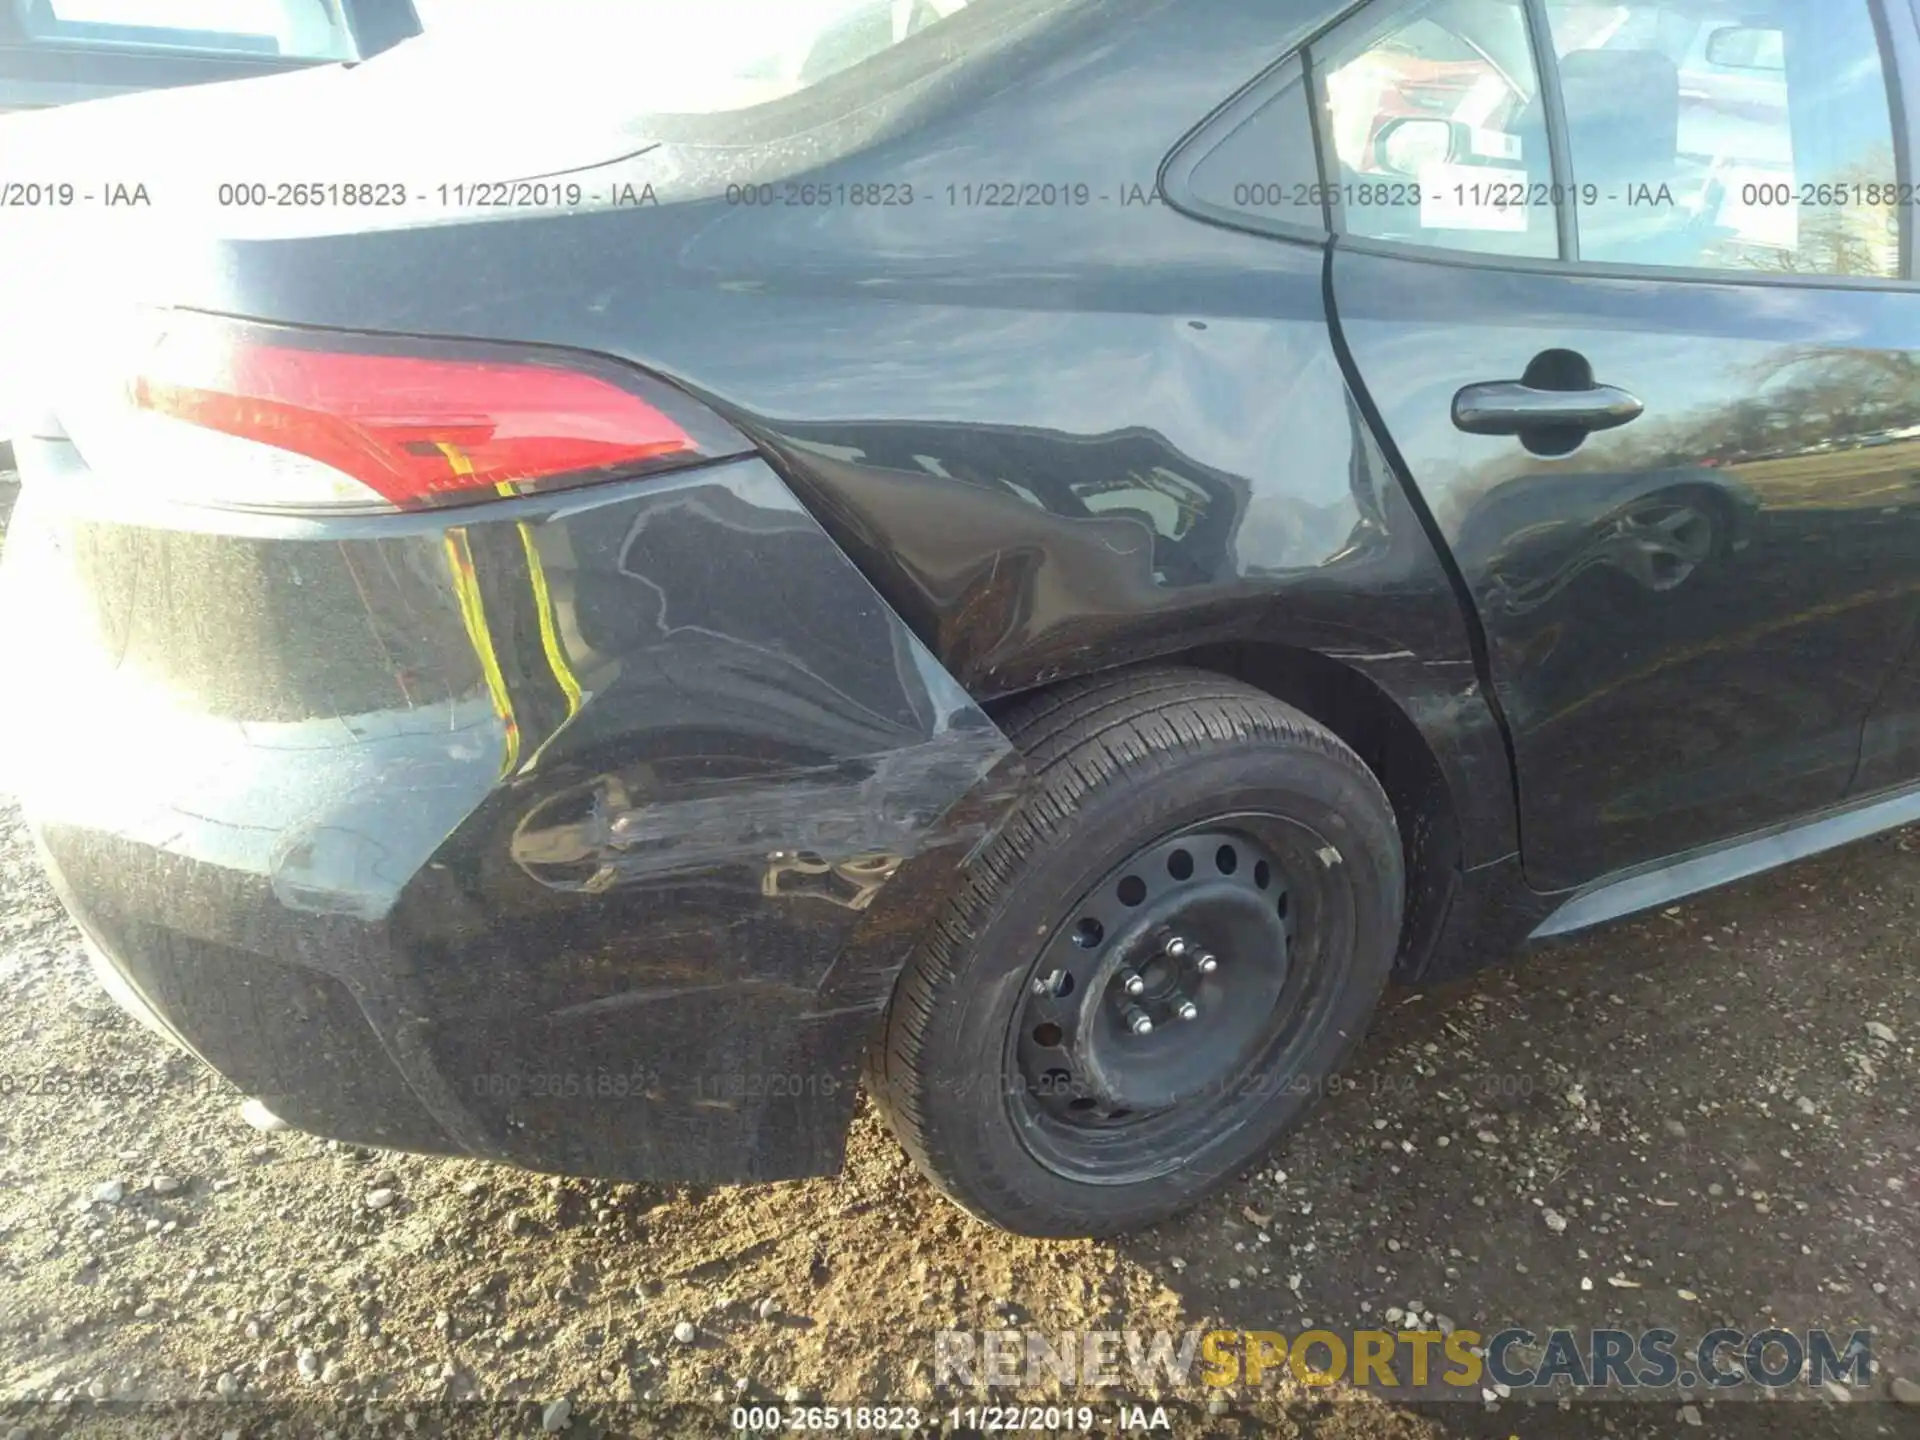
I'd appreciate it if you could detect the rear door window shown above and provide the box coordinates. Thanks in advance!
[1540,0,1902,277]
[1315,0,1557,258]
[1309,0,1906,279]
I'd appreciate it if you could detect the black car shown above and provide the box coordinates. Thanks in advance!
[4,0,1919,1237]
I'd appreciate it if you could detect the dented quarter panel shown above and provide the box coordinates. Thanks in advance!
[5,458,1022,1180]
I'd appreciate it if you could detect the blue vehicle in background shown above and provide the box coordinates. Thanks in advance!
[0,0,418,111]
[0,0,420,451]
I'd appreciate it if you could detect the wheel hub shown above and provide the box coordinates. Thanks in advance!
[1014,828,1293,1130]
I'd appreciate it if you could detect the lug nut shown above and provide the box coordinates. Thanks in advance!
[1163,936,1191,960]
[1124,1006,1154,1036]
[1196,952,1219,974]
[1177,1000,1199,1021]
[1120,970,1146,997]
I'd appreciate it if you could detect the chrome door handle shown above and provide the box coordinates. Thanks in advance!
[1453,381,1645,436]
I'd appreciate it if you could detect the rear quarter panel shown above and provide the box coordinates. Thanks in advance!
[144,0,1516,870]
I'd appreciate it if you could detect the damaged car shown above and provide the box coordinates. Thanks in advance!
[3,0,1918,1235]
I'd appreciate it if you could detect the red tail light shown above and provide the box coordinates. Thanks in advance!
[83,311,747,513]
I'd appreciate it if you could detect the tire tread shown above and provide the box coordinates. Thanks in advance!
[872,666,1393,1233]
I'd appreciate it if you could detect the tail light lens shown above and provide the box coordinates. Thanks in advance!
[59,311,749,514]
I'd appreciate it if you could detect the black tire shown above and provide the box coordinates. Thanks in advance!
[869,666,1403,1237]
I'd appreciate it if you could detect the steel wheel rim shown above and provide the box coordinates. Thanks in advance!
[1005,815,1340,1186]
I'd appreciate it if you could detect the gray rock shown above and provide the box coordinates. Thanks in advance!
[1865,1021,1897,1043]
[91,1180,124,1205]
[757,1297,779,1321]
[672,1320,697,1345]
[214,1373,238,1398]
[297,1348,321,1382]
[541,1398,573,1432]
[1679,1404,1702,1427]
[150,1175,182,1195]
[240,1099,289,1132]
[1891,1377,1920,1405]
[364,1189,396,1211]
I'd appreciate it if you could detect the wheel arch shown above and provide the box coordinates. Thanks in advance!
[985,640,1489,983]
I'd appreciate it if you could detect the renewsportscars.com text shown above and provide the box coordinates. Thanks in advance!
[934,1326,1873,1392]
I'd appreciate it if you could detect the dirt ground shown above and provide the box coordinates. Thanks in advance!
[0,471,1916,1440]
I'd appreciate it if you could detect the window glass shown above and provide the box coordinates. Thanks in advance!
[27,0,354,59]
[1186,58,1327,232]
[1542,0,1901,277]
[1315,0,1556,258]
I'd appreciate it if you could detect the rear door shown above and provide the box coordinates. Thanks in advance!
[0,0,418,112]
[1319,0,1920,891]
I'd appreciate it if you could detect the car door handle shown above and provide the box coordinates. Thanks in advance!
[1452,381,1645,437]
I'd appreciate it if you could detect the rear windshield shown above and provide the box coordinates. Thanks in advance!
[404,0,1038,115]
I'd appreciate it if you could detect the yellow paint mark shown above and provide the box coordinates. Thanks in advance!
[443,527,521,778]
[515,518,583,717]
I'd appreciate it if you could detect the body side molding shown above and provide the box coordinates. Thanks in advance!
[1531,779,1920,939]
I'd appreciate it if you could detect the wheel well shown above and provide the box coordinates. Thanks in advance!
[987,642,1462,981]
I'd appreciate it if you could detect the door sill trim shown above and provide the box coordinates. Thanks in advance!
[1530,781,1920,939]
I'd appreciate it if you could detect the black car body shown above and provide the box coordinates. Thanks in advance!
[4,0,1919,1232]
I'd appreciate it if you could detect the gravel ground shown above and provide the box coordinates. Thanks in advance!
[0,472,1916,1440]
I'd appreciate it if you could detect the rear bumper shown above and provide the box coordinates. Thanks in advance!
[0,453,1021,1181]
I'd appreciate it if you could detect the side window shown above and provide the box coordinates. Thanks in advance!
[1314,0,1556,257]
[1181,56,1329,234]
[1541,0,1901,277]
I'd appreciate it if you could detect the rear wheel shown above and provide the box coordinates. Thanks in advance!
[870,666,1404,1236]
